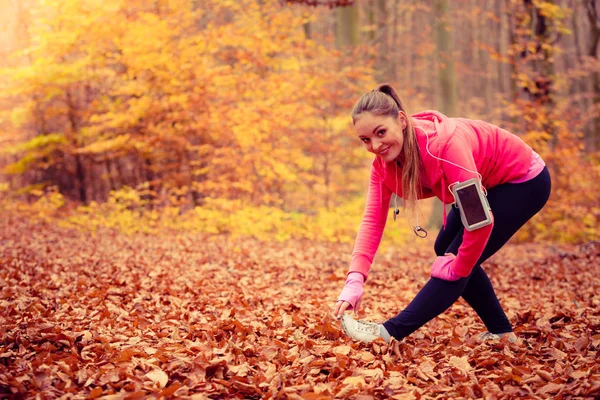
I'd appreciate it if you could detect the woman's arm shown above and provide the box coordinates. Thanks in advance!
[347,161,393,281]
[441,136,494,277]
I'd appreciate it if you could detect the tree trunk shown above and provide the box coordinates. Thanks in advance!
[586,0,600,152]
[65,90,87,203]
[434,0,458,117]
[303,10,312,40]
[336,4,359,48]
[105,157,115,194]
[367,0,375,43]
[496,0,507,96]
[507,1,521,130]
[375,0,388,81]
[393,0,399,83]
[428,0,458,230]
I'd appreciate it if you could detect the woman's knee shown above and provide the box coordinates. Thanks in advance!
[434,227,458,255]
[434,233,447,256]
[433,207,462,256]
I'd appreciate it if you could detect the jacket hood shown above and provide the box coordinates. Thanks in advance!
[411,110,456,140]
[411,110,457,177]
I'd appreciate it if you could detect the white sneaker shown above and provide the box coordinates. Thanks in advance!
[340,314,382,343]
[478,331,518,343]
[478,332,501,341]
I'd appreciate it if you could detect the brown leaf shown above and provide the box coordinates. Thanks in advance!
[416,358,438,381]
[159,382,181,397]
[89,387,103,399]
[536,369,553,381]
[283,384,311,393]
[539,382,563,395]
[453,326,469,337]
[301,393,332,400]
[260,346,279,361]
[335,384,359,398]
[342,376,366,387]
[332,345,351,355]
[391,394,417,400]
[569,370,588,379]
[449,356,471,374]
[264,362,277,382]
[145,369,168,388]
[551,347,567,361]
[2,213,599,400]
[360,351,375,363]
[574,335,589,351]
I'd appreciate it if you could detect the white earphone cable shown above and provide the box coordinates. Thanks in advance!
[414,125,487,196]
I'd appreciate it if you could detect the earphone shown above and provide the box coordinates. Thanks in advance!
[416,125,487,199]
[393,156,426,237]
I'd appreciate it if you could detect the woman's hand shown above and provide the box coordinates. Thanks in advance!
[430,253,461,281]
[333,272,365,319]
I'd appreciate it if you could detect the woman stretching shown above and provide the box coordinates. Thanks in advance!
[333,84,551,343]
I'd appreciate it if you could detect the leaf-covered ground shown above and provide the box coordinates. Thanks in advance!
[1,214,599,399]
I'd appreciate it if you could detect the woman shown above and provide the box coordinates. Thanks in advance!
[333,84,551,344]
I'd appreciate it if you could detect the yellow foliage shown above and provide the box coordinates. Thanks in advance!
[3,186,418,249]
[11,187,66,223]
[1,0,595,248]
[510,101,600,244]
[75,134,131,155]
[1,0,374,213]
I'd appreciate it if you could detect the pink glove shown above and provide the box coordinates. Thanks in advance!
[430,254,461,281]
[336,272,365,312]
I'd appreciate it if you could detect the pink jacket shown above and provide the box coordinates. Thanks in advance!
[348,111,533,279]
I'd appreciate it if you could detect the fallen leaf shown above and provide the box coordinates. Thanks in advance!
[145,369,168,388]
[539,382,563,395]
[342,376,366,387]
[449,356,471,374]
[360,351,375,362]
[332,345,351,356]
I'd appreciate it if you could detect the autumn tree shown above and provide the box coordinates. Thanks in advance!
[1,0,598,243]
[0,0,372,211]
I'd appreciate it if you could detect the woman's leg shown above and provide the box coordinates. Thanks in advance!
[378,208,467,340]
[460,266,512,333]
[433,206,462,256]
[458,167,551,333]
[381,273,471,339]
[382,168,551,340]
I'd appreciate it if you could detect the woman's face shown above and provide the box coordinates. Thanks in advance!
[354,112,407,162]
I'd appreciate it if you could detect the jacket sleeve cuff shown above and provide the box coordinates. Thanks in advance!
[348,254,371,282]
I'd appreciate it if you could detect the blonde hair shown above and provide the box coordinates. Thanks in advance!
[351,83,422,223]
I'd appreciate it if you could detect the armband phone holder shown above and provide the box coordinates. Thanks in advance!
[451,178,492,231]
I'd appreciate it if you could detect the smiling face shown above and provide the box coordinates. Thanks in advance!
[354,112,408,162]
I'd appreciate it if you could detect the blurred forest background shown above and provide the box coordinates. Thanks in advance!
[0,0,598,244]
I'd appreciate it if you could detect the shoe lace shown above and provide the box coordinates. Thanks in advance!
[478,332,500,341]
[355,319,379,335]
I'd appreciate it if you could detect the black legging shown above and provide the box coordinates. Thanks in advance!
[382,167,552,339]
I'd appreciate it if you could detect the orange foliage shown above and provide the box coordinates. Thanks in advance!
[0,0,373,211]
[0,0,598,245]
[501,0,600,244]
[1,213,599,398]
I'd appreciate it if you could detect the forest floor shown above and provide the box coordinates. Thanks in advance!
[0,213,599,399]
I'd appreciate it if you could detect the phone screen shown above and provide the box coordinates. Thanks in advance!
[456,184,487,226]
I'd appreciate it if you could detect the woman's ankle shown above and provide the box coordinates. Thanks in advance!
[379,324,391,343]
